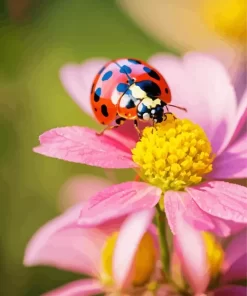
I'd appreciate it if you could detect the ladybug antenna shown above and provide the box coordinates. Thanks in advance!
[168,104,187,112]
[114,61,134,85]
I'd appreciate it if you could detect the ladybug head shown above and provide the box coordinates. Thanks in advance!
[137,98,166,123]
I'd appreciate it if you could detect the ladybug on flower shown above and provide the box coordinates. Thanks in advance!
[90,58,186,135]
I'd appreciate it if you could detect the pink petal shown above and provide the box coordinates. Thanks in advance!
[24,209,107,276]
[106,120,148,150]
[24,203,83,265]
[164,191,193,234]
[149,53,237,154]
[60,59,108,117]
[33,127,135,169]
[148,223,160,256]
[79,182,161,226]
[225,133,247,156]
[221,230,247,283]
[210,134,247,179]
[211,285,247,296]
[222,230,247,271]
[175,213,209,294]
[43,279,103,296]
[187,181,247,224]
[164,191,245,237]
[113,209,155,288]
[59,175,113,211]
[222,254,247,285]
[231,88,247,143]
[164,191,220,233]
[204,219,246,237]
[220,88,247,153]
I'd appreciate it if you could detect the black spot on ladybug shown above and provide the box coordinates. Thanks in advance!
[126,100,135,109]
[98,66,105,75]
[165,88,169,94]
[135,80,161,97]
[101,121,105,124]
[116,118,126,125]
[101,104,109,117]
[94,88,101,102]
[120,65,132,74]
[94,108,97,111]
[128,59,141,64]
[143,67,160,80]
[102,71,113,81]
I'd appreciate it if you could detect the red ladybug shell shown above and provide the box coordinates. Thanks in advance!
[90,58,171,125]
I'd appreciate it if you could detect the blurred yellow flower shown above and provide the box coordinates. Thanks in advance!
[202,232,224,278]
[101,231,157,287]
[203,0,246,43]
[118,0,246,79]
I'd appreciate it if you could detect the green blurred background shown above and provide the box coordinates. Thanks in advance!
[0,1,176,295]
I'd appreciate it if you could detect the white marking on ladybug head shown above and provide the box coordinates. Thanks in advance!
[152,98,162,107]
[143,113,150,121]
[141,97,162,109]
[137,103,144,112]
[135,99,141,106]
[129,83,147,98]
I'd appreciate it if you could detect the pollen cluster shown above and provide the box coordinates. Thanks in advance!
[132,116,214,192]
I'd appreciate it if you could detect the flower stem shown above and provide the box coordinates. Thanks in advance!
[155,203,170,276]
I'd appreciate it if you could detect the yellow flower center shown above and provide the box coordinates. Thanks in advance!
[202,0,246,43]
[203,232,224,278]
[100,232,157,287]
[132,115,214,192]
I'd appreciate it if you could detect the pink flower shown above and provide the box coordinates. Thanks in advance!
[173,213,247,296]
[33,53,247,237]
[24,197,160,295]
[24,176,246,296]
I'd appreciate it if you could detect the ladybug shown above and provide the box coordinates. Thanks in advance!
[90,58,186,135]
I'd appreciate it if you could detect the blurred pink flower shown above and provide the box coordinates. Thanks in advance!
[58,174,113,212]
[34,53,247,237]
[174,214,247,295]
[24,200,160,295]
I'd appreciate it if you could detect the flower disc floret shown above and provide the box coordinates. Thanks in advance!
[132,117,214,192]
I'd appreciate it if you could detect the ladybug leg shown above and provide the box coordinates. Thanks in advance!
[96,126,113,136]
[163,112,177,123]
[134,119,142,138]
[165,112,177,120]
[151,119,156,134]
[165,106,177,120]
[96,117,126,136]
